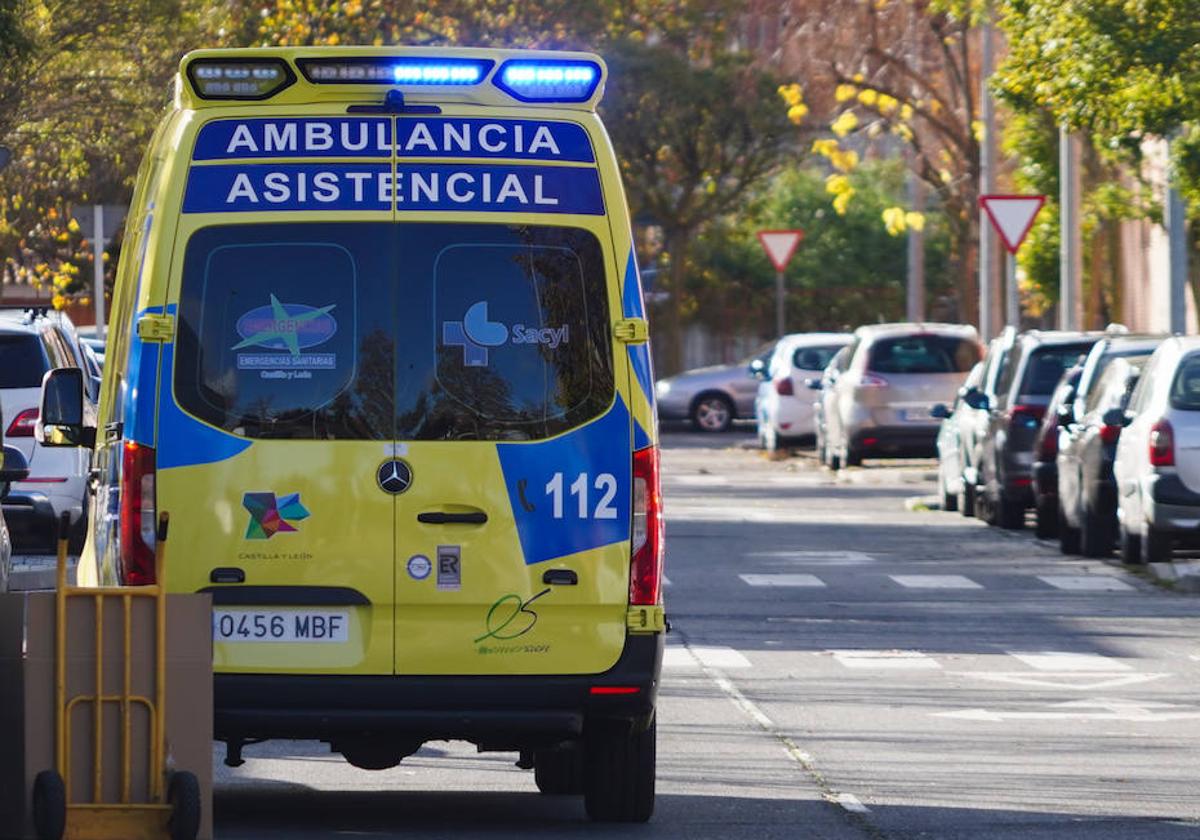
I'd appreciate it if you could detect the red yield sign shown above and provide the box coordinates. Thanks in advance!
[979,195,1045,255]
[757,229,804,272]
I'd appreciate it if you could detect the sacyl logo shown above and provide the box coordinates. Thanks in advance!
[442,300,569,367]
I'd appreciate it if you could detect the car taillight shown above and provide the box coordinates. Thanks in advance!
[1149,419,1175,467]
[1038,429,1057,460]
[858,373,889,388]
[6,408,38,438]
[119,441,157,585]
[774,377,794,396]
[1099,424,1122,445]
[630,445,664,606]
[1007,404,1045,429]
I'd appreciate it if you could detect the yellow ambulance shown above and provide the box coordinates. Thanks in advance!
[36,47,664,822]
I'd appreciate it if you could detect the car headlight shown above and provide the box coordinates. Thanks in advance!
[655,380,671,397]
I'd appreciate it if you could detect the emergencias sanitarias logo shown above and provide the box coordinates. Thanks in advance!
[233,294,337,371]
[442,300,569,367]
[243,492,310,540]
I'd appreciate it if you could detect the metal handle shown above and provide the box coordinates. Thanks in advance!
[417,511,487,525]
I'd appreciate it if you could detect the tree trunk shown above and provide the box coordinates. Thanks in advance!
[660,226,692,377]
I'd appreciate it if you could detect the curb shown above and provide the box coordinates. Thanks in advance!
[1145,560,1200,593]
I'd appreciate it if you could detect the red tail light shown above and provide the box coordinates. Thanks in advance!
[1099,424,1123,446]
[858,373,889,388]
[1038,429,1057,460]
[6,408,38,438]
[119,441,157,585]
[1149,419,1175,467]
[630,445,664,606]
[774,377,794,396]
[1007,404,1045,430]
[589,686,641,696]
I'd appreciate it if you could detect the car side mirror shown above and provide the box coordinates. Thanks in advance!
[806,378,823,391]
[1102,408,1132,428]
[36,367,96,448]
[0,444,29,497]
[930,403,951,420]
[962,390,989,411]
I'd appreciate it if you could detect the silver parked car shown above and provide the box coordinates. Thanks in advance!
[655,342,775,432]
[817,323,982,468]
[932,361,984,511]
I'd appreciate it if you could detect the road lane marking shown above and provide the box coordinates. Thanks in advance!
[747,550,876,566]
[890,574,982,589]
[690,646,753,669]
[662,646,700,671]
[958,671,1169,690]
[662,574,672,586]
[835,793,871,814]
[739,574,826,587]
[934,698,1200,723]
[1008,651,1132,672]
[1038,575,1134,591]
[830,650,942,670]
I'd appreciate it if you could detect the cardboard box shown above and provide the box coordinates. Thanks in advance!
[0,592,213,840]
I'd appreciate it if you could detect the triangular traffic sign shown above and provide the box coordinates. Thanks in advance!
[980,195,1045,255]
[757,229,804,272]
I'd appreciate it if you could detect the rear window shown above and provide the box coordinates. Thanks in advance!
[792,345,844,372]
[0,334,49,388]
[176,223,613,440]
[1170,355,1200,411]
[867,334,979,374]
[1019,343,1093,396]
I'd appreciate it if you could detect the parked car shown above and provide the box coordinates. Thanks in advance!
[656,342,775,432]
[814,345,850,467]
[0,405,31,593]
[1113,337,1200,564]
[1057,335,1164,555]
[932,361,984,511]
[755,333,852,452]
[956,328,1018,517]
[969,330,1100,528]
[817,323,981,468]
[1030,362,1085,538]
[0,307,97,551]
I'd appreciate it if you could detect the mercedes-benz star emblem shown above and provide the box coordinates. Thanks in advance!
[377,459,413,495]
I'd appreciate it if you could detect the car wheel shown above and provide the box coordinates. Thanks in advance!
[1142,527,1172,564]
[939,470,958,512]
[1079,503,1112,558]
[584,717,656,823]
[1119,522,1142,565]
[1058,506,1081,554]
[958,481,975,519]
[691,394,734,433]
[997,491,1025,530]
[1034,496,1058,539]
[828,451,842,471]
[844,447,863,468]
[535,745,585,795]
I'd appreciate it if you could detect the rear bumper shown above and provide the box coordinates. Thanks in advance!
[1147,475,1200,532]
[1,492,58,552]
[214,631,664,747]
[850,426,938,457]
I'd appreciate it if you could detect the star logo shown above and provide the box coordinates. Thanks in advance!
[233,294,337,357]
[242,492,310,540]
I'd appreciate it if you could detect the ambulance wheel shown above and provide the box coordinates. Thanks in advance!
[534,745,584,795]
[584,717,656,822]
[168,771,201,840]
[32,770,66,840]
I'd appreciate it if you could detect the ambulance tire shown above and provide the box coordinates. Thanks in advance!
[32,770,66,840]
[584,717,656,822]
[534,745,584,795]
[168,771,201,840]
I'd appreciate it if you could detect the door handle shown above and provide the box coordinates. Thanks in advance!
[542,569,578,586]
[417,511,488,525]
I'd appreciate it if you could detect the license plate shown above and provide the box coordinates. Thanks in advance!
[212,609,350,643]
[900,407,934,421]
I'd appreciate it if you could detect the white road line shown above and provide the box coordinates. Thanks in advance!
[890,574,982,590]
[835,793,871,814]
[662,574,672,587]
[739,573,827,587]
[1038,575,1134,592]
[662,646,700,670]
[830,650,942,670]
[1008,651,1133,672]
[746,550,876,566]
[690,646,753,670]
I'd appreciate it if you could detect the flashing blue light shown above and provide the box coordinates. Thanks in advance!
[298,58,491,86]
[494,60,601,102]
[392,63,484,84]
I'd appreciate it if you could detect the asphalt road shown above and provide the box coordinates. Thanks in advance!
[214,430,1200,839]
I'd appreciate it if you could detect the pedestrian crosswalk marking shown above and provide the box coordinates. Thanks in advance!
[890,574,982,590]
[830,650,942,670]
[1038,575,1133,592]
[690,646,753,669]
[662,646,699,670]
[739,573,826,587]
[1007,651,1132,672]
[746,550,876,566]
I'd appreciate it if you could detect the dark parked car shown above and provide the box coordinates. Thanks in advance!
[1057,335,1164,555]
[1031,363,1084,538]
[968,330,1100,528]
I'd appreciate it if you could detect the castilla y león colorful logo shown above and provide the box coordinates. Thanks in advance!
[243,492,310,540]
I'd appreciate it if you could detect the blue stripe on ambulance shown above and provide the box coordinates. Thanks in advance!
[496,396,631,565]
[620,250,655,415]
[156,341,252,469]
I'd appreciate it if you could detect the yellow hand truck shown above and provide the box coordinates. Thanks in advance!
[31,511,201,840]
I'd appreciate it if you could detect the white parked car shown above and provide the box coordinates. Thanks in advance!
[1113,336,1200,564]
[0,308,97,552]
[754,333,852,452]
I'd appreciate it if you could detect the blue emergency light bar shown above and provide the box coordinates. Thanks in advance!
[297,57,493,85]
[494,59,601,103]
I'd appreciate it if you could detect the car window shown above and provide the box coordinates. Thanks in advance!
[0,334,50,387]
[175,222,613,441]
[1085,353,1152,414]
[836,341,857,373]
[1018,343,1094,397]
[792,344,844,372]
[867,334,980,374]
[1169,354,1200,411]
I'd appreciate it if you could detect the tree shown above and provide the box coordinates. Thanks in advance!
[602,40,793,374]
